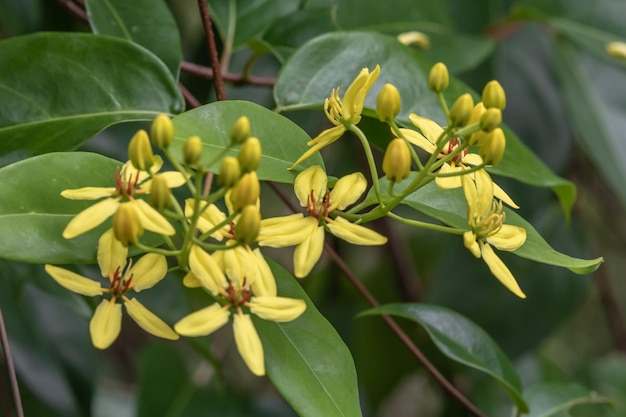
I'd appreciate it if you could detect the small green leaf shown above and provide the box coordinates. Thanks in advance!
[0,32,183,166]
[254,259,362,417]
[523,382,612,417]
[171,101,323,183]
[85,0,183,78]
[358,302,528,412]
[274,31,575,214]
[0,152,121,263]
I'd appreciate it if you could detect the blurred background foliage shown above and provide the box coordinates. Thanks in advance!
[1,0,626,416]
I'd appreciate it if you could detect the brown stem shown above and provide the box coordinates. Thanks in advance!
[267,181,487,417]
[181,61,275,87]
[178,82,202,109]
[56,0,88,23]
[0,307,23,417]
[595,266,626,352]
[197,0,226,101]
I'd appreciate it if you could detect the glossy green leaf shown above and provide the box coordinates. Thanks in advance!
[254,259,362,417]
[523,382,612,417]
[0,32,184,166]
[274,31,575,214]
[0,152,121,263]
[171,101,323,183]
[363,178,602,273]
[358,302,528,412]
[85,0,183,78]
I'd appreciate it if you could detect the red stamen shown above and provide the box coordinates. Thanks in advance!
[114,167,123,194]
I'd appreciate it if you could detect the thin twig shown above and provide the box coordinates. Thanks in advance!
[267,181,487,417]
[181,61,275,87]
[0,307,24,417]
[197,0,227,101]
[56,0,88,23]
[178,82,202,109]
[596,266,626,352]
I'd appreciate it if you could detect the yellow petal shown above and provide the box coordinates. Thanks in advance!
[233,313,265,376]
[189,245,227,295]
[328,172,367,211]
[213,246,251,289]
[479,242,526,298]
[473,169,495,215]
[462,153,483,166]
[250,249,277,297]
[131,199,175,235]
[174,303,230,336]
[326,217,387,246]
[400,128,436,154]
[124,298,179,340]
[290,125,345,170]
[129,253,168,292]
[61,187,116,200]
[63,198,120,239]
[90,299,122,349]
[294,165,327,208]
[97,229,128,278]
[44,264,103,296]
[248,296,306,322]
[293,226,325,278]
[140,171,187,192]
[182,271,202,288]
[343,65,380,120]
[487,225,526,252]
[493,183,519,209]
[463,231,481,258]
[258,215,319,247]
[435,163,462,189]
[408,113,445,144]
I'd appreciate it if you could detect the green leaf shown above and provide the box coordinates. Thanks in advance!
[0,152,121,263]
[358,302,528,412]
[171,101,323,183]
[85,0,183,78]
[254,259,362,417]
[274,31,575,214]
[364,178,602,273]
[0,32,184,166]
[523,382,612,417]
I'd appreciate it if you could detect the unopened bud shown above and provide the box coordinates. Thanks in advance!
[183,135,203,165]
[128,129,154,171]
[428,62,449,93]
[112,203,143,246]
[479,127,506,166]
[218,156,241,187]
[149,174,171,210]
[150,114,174,149]
[468,102,486,126]
[382,138,411,182]
[229,172,260,211]
[449,94,474,127]
[230,116,250,145]
[482,81,506,110]
[235,205,261,244]
[237,136,262,172]
[397,31,430,49]
[479,108,502,133]
[376,84,401,122]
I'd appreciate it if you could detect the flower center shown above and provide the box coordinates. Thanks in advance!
[109,264,133,297]
[224,277,252,308]
[114,166,141,199]
[439,137,467,166]
[471,200,504,239]
[306,189,330,220]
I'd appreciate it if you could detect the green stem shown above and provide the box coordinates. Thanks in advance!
[191,238,242,252]
[437,92,451,125]
[135,241,180,256]
[389,120,424,171]
[386,212,466,235]
[198,210,239,241]
[349,124,383,207]
[163,148,196,195]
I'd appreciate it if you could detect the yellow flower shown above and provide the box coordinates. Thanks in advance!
[62,157,186,239]
[174,245,306,376]
[44,229,178,349]
[462,170,527,298]
[290,65,380,169]
[258,165,387,277]
[401,113,519,208]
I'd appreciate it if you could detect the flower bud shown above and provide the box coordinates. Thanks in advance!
[449,93,474,127]
[482,80,506,110]
[237,136,262,172]
[112,203,143,246]
[218,156,241,188]
[376,83,401,122]
[397,31,430,49]
[235,205,261,244]
[468,102,486,126]
[479,108,502,133]
[229,172,260,211]
[183,135,203,165]
[428,62,449,93]
[479,127,506,166]
[382,138,411,182]
[230,116,250,145]
[149,174,171,210]
[150,114,174,149]
[128,129,154,171]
